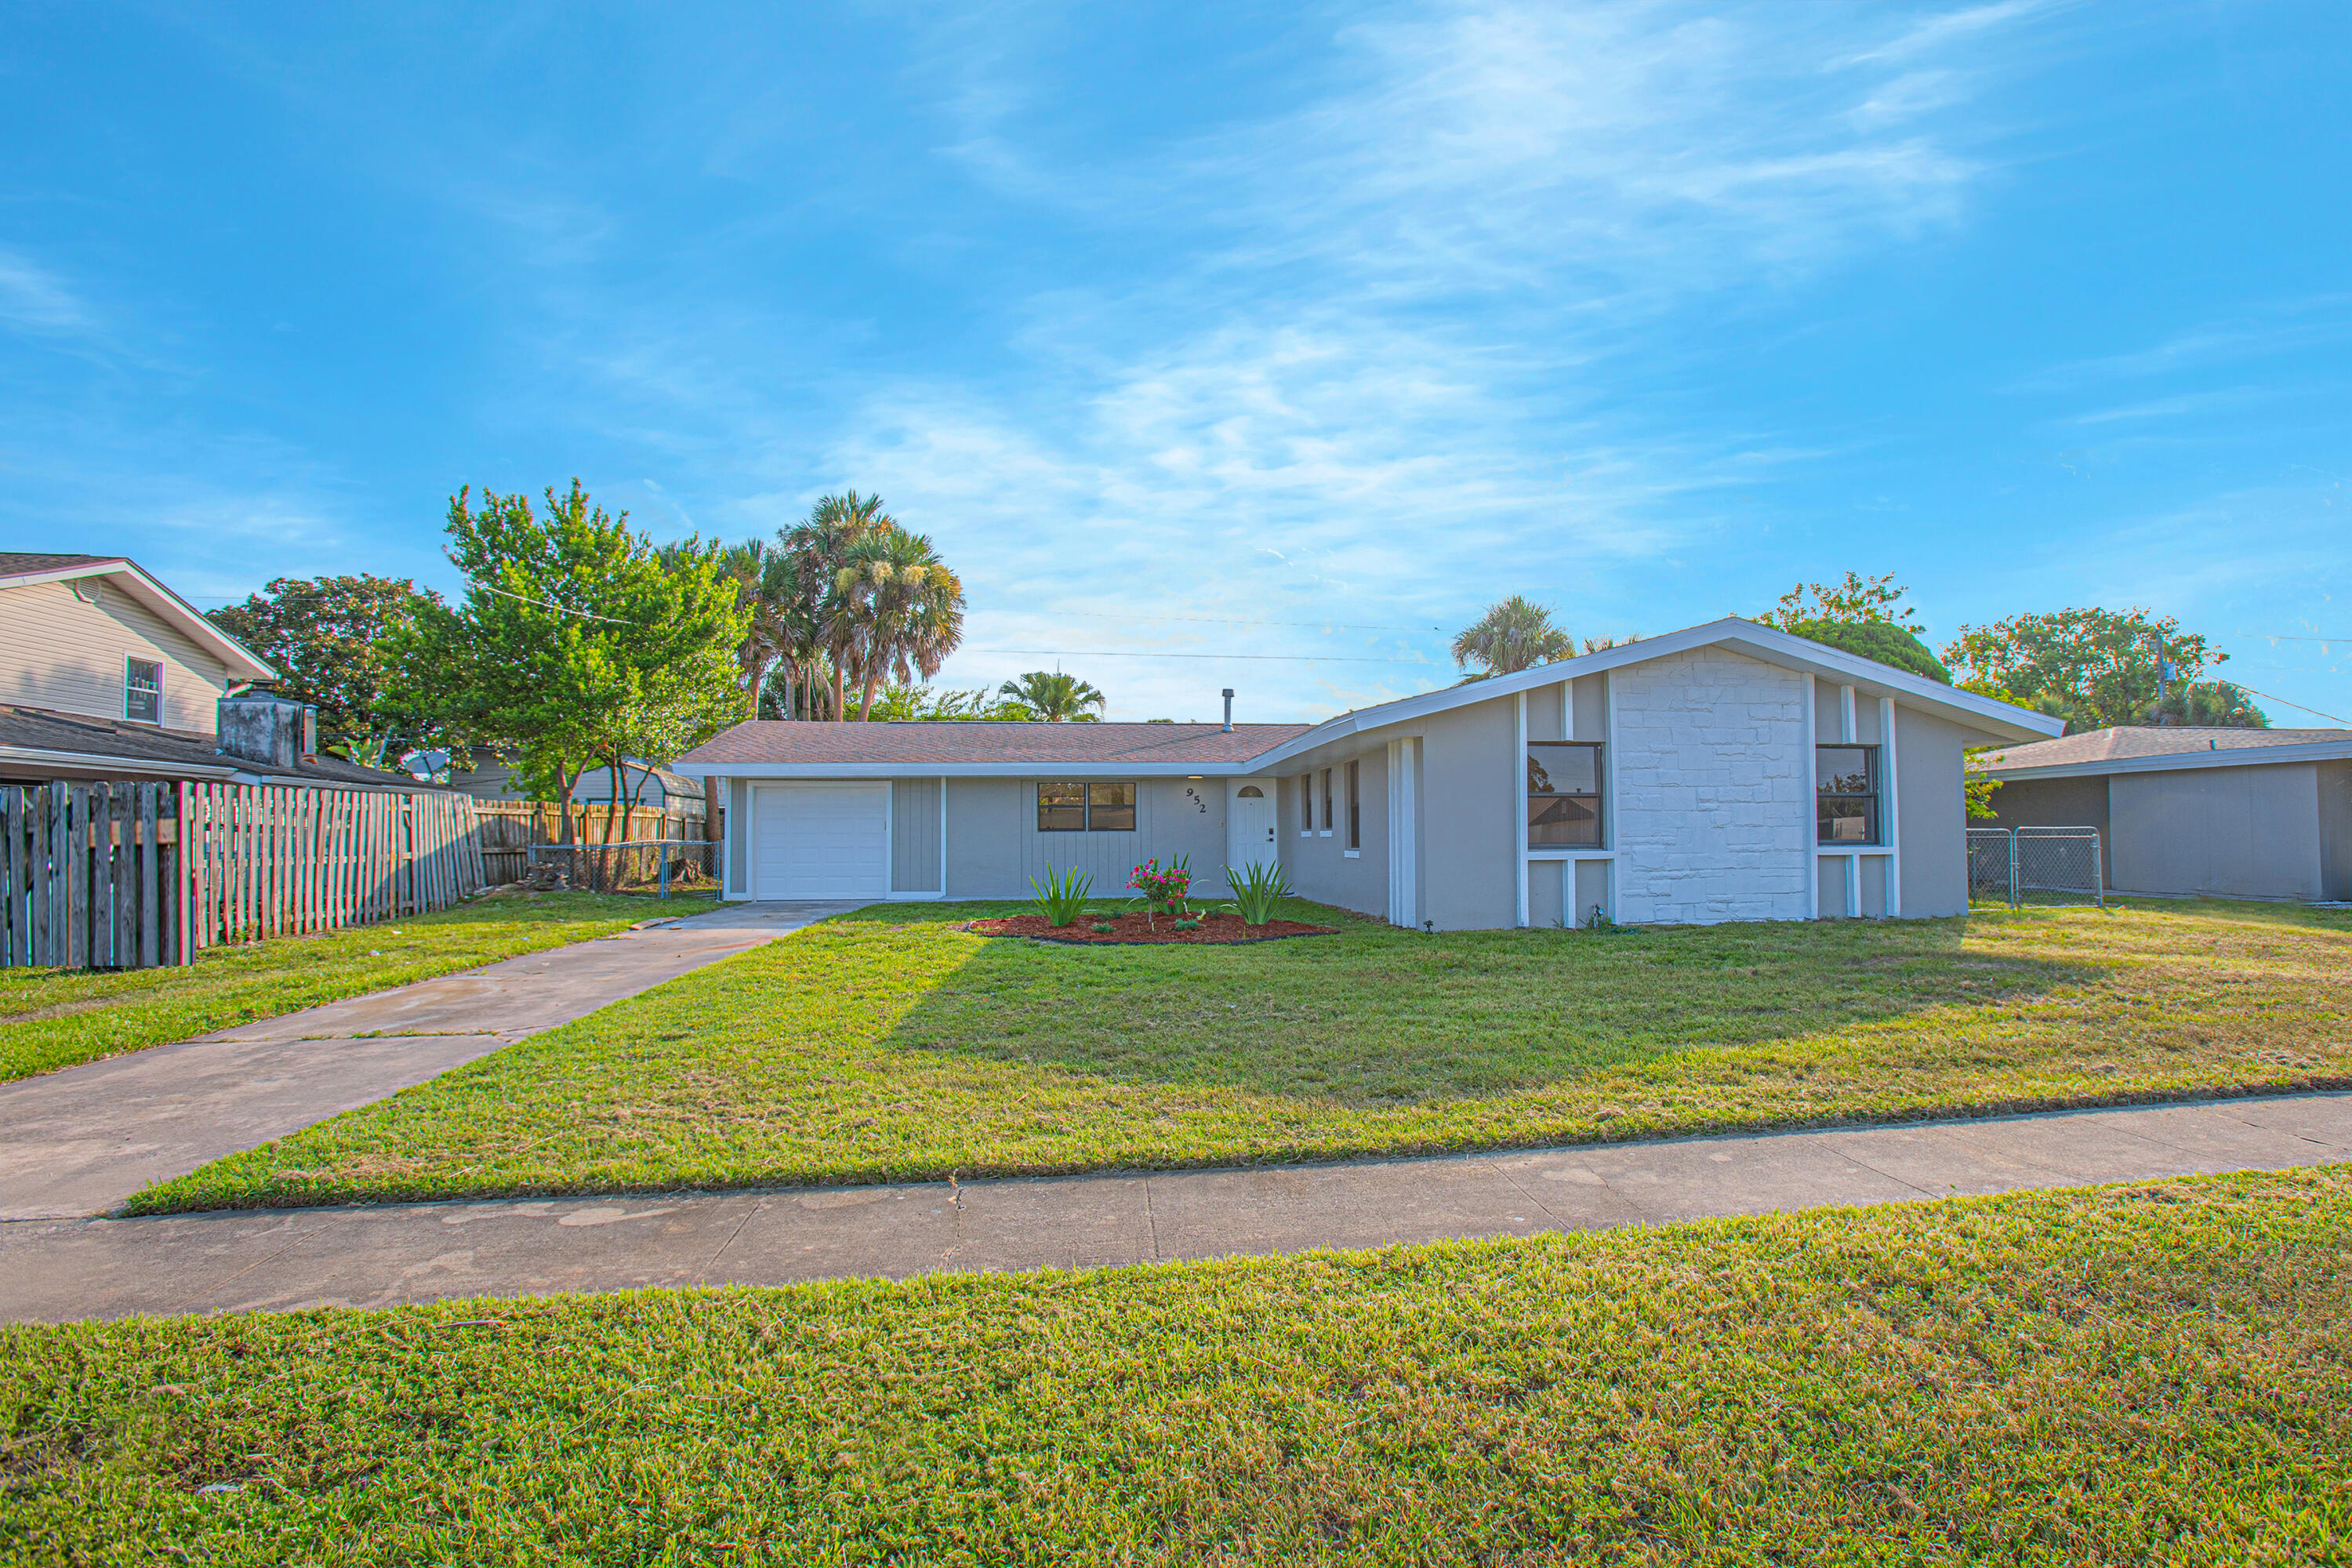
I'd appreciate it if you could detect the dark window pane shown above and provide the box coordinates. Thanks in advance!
[1817,798,1878,844]
[1087,781,1135,831]
[125,659,162,724]
[1038,782,1084,832]
[1347,760,1360,848]
[1529,795,1602,847]
[1815,746,1875,795]
[1528,742,1598,795]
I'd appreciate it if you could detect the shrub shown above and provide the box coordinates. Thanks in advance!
[1224,860,1293,927]
[1029,864,1093,927]
[1128,855,1192,927]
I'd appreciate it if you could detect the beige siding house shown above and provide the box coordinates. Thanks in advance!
[0,552,430,790]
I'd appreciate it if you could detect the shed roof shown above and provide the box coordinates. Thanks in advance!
[0,704,449,790]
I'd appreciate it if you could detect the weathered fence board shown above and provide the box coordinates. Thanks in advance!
[3,781,488,971]
[472,800,710,886]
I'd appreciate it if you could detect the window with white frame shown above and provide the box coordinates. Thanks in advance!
[124,658,162,724]
[1526,742,1602,848]
[1319,768,1334,833]
[1816,746,1880,844]
[1346,759,1361,850]
[1300,775,1313,834]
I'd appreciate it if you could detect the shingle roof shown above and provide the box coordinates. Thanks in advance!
[1970,725,2350,772]
[679,720,1314,769]
[0,552,122,579]
[0,704,448,790]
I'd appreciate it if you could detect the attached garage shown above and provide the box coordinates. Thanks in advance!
[750,782,890,900]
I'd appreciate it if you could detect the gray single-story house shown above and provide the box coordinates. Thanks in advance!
[1972,726,2352,902]
[673,617,2061,927]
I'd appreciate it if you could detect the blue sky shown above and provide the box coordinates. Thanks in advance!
[3,2,2347,723]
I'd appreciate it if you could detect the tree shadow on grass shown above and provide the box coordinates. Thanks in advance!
[855,899,2098,1106]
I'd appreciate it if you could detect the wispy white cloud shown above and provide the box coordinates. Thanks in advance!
[0,247,92,336]
[2013,294,2352,393]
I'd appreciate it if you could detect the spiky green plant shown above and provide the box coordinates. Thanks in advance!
[1223,860,1293,927]
[1029,864,1094,927]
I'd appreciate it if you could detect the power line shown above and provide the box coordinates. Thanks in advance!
[1054,610,1442,633]
[967,648,1442,666]
[2241,633,2350,644]
[2230,684,2352,725]
[477,583,631,624]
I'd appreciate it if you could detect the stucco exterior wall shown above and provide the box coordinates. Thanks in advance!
[2323,762,2352,902]
[1893,708,1979,917]
[1278,747,1388,917]
[1980,772,2111,858]
[2109,763,2324,899]
[1610,647,1809,924]
[0,578,233,732]
[1415,695,1519,931]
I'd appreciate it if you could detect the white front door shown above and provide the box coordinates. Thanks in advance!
[1227,781,1277,878]
[753,782,890,900]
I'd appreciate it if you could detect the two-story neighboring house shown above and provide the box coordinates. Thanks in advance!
[0,552,433,790]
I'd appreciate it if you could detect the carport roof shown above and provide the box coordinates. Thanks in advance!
[676,720,1314,775]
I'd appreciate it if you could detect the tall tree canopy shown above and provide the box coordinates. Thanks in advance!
[1940,608,2263,731]
[998,670,1105,722]
[833,524,966,721]
[1451,596,1578,679]
[1760,571,1926,633]
[389,481,750,831]
[205,574,442,767]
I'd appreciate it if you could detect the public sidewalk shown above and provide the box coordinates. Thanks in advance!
[0,901,862,1221]
[5,1090,2344,1323]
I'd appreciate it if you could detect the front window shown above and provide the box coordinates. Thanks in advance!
[1527,742,1602,848]
[1817,746,1880,844]
[1320,768,1333,833]
[1037,781,1134,832]
[1086,782,1135,831]
[1346,760,1361,849]
[125,659,162,724]
[1301,775,1312,833]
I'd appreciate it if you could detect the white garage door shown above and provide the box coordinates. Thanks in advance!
[752,782,890,900]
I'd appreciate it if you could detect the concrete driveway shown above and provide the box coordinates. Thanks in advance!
[0,901,862,1221]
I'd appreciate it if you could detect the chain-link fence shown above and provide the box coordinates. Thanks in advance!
[1968,826,2103,909]
[524,840,717,897]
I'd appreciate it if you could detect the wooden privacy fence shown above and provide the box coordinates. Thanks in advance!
[474,800,712,886]
[2,780,488,971]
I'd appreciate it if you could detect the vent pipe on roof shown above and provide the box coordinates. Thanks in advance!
[1221,688,1234,732]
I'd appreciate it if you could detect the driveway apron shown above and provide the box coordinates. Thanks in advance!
[0,901,861,1221]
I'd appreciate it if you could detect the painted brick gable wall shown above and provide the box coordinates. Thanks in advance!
[1610,646,1809,924]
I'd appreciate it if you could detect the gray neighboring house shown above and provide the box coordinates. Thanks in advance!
[1971,726,2352,902]
[675,617,2060,927]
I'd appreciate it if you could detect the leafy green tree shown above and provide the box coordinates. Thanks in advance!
[998,670,1105,722]
[205,575,443,766]
[1760,571,1925,632]
[390,481,750,841]
[1450,596,1577,679]
[866,684,1030,721]
[1940,608,2254,730]
[1782,619,1951,683]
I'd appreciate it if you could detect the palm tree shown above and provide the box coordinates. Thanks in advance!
[1450,596,1577,679]
[999,670,1105,722]
[782,491,892,720]
[694,538,800,702]
[833,526,967,721]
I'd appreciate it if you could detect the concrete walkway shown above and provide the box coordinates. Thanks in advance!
[0,901,860,1221]
[5,1091,2344,1323]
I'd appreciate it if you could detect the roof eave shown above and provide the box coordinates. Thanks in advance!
[673,759,1274,780]
[1974,738,2352,782]
[4,558,278,682]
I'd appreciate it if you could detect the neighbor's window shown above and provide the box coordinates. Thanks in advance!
[1037,782,1086,832]
[1526,742,1602,848]
[124,658,162,724]
[1320,768,1334,834]
[1087,782,1135,832]
[1300,775,1312,834]
[1816,746,1880,844]
[1346,760,1361,849]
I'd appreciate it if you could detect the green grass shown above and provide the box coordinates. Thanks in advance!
[9,1167,2352,1564]
[0,891,675,1080]
[132,895,2352,1213]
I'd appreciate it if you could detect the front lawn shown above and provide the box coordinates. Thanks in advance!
[9,1167,2351,1564]
[0,891,672,1080]
[132,895,2351,1213]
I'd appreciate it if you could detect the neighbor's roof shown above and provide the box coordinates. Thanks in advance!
[1971,725,2352,781]
[0,704,446,790]
[675,720,1316,777]
[0,552,276,682]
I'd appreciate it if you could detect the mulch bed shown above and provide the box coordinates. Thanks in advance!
[963,909,1338,946]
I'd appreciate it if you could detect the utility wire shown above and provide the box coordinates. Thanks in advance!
[2229,685,2352,725]
[477,583,631,624]
[1053,610,1442,633]
[2240,633,2350,644]
[967,648,1442,666]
